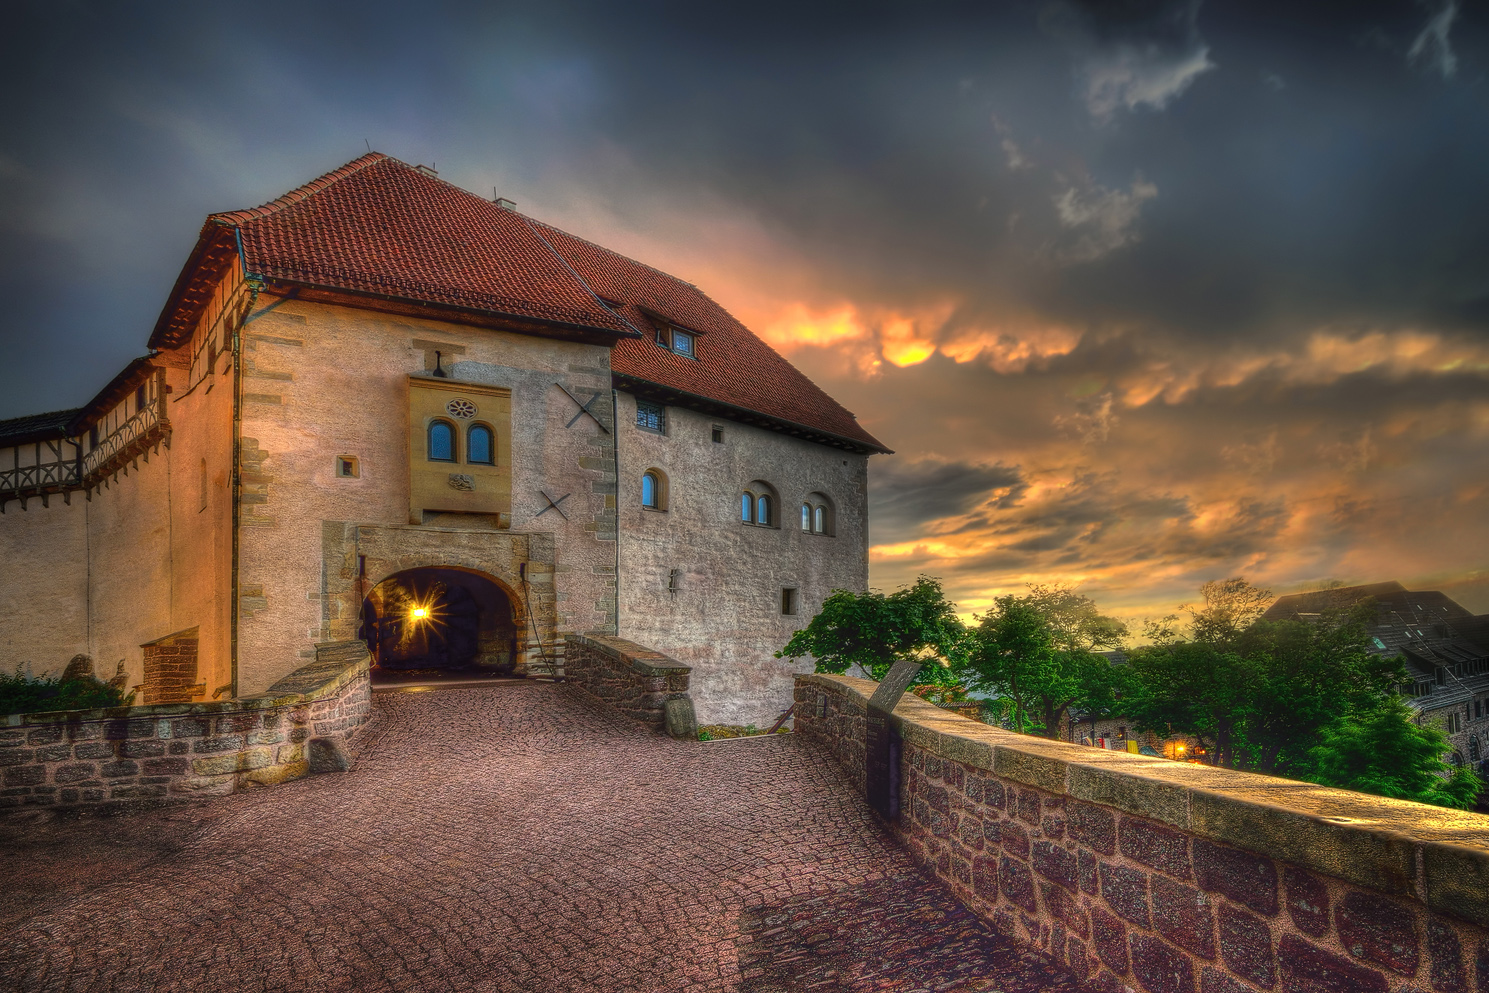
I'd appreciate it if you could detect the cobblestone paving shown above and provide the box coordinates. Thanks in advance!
[0,683,1082,992]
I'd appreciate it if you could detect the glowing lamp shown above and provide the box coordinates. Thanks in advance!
[411,607,429,620]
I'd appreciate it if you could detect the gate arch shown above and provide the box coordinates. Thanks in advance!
[360,566,522,675]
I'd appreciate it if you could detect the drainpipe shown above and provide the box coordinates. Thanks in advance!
[612,388,621,637]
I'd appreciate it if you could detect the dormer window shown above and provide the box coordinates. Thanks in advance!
[654,321,699,359]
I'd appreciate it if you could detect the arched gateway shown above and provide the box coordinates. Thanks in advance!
[361,566,520,675]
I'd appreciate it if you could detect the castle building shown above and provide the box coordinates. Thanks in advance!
[0,154,889,725]
[1263,581,1489,775]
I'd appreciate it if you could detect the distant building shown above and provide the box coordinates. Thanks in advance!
[1263,581,1489,775]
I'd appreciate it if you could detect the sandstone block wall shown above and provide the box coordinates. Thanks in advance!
[795,673,1489,993]
[0,642,370,809]
[616,393,872,727]
[564,633,691,730]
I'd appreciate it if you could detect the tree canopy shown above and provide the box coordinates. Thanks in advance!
[964,586,1127,739]
[776,576,967,683]
[778,573,1483,811]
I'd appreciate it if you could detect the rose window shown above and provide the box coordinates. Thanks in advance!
[446,398,477,419]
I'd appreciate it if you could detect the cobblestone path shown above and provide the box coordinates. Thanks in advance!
[0,683,1081,992]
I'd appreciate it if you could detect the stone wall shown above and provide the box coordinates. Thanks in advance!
[0,641,371,809]
[795,673,1489,993]
[564,633,692,731]
[615,392,872,727]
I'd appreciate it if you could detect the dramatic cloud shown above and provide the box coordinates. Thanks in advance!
[1409,0,1461,78]
[1050,176,1159,263]
[2,0,1487,624]
[1045,0,1217,120]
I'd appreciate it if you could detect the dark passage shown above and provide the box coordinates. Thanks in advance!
[361,566,518,676]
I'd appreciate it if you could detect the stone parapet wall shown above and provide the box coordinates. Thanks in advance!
[564,633,691,729]
[0,641,371,808]
[795,673,1489,993]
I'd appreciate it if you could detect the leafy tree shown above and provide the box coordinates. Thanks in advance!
[776,576,968,684]
[1183,577,1274,648]
[1019,583,1128,651]
[1232,604,1405,775]
[966,591,1127,739]
[1124,642,1262,767]
[1304,696,1483,810]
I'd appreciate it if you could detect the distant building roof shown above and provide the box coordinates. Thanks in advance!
[150,153,888,454]
[1265,582,1489,703]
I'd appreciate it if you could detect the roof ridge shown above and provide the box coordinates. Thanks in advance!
[209,152,392,225]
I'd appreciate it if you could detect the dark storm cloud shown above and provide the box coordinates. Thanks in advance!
[3,0,1489,618]
[868,458,1027,540]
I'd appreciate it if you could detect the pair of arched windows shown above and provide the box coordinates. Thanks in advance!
[428,420,495,465]
[801,493,833,535]
[741,482,777,527]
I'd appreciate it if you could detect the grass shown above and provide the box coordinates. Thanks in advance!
[697,723,792,741]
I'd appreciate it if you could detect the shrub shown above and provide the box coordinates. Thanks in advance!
[0,668,132,716]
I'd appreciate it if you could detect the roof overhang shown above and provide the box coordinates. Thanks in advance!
[614,372,892,455]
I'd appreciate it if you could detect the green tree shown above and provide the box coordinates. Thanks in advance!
[1183,577,1274,648]
[1304,696,1483,810]
[1232,604,1405,775]
[1124,641,1262,767]
[966,591,1127,739]
[776,576,968,683]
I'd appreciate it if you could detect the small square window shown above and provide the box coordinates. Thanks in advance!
[672,329,695,357]
[711,427,723,443]
[636,401,665,433]
[336,456,360,478]
[782,587,798,616]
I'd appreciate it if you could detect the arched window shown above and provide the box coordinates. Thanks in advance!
[741,492,754,523]
[814,505,826,533]
[801,503,811,530]
[1471,735,1482,763]
[467,424,494,465]
[428,420,455,462]
[642,472,661,509]
[756,493,773,527]
[1451,750,1465,768]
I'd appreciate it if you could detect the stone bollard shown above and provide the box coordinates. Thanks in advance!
[664,696,698,740]
[308,736,356,773]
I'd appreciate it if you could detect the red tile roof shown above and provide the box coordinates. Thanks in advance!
[154,154,886,453]
[530,221,888,452]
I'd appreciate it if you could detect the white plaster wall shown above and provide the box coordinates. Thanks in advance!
[0,493,88,676]
[0,359,234,697]
[235,299,619,694]
[614,393,871,726]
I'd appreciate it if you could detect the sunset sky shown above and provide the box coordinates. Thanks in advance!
[3,1,1487,627]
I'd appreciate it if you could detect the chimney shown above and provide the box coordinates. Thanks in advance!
[493,196,517,211]
[414,164,438,178]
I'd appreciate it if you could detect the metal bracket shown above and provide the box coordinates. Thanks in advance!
[536,490,571,520]
[556,383,610,433]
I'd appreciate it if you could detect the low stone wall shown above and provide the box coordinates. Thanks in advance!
[796,673,1489,993]
[1,641,371,808]
[564,634,692,731]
